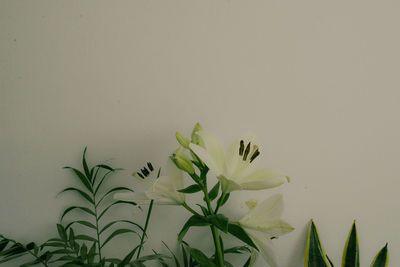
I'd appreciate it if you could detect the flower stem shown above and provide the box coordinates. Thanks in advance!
[136,199,154,259]
[203,182,224,267]
[214,192,226,214]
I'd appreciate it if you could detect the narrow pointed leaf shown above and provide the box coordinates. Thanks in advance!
[162,241,180,267]
[74,235,97,243]
[97,187,134,206]
[57,224,67,242]
[206,214,228,233]
[178,215,209,242]
[227,224,258,251]
[119,245,140,266]
[371,243,388,267]
[101,229,137,248]
[98,201,136,220]
[0,240,9,252]
[342,221,359,267]
[188,248,217,267]
[82,147,91,181]
[63,167,93,193]
[178,184,202,194]
[61,206,96,221]
[59,187,94,205]
[208,182,220,201]
[65,220,97,231]
[304,220,330,267]
[100,220,144,235]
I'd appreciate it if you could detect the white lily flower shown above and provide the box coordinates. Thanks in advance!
[189,130,289,193]
[239,194,294,267]
[114,159,185,205]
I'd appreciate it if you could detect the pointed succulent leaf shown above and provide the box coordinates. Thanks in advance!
[371,243,388,267]
[342,221,359,267]
[304,220,330,267]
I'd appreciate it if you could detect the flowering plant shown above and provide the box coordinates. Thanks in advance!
[115,123,294,267]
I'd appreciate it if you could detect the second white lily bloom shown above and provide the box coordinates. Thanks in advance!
[114,158,185,205]
[239,194,294,267]
[189,130,289,193]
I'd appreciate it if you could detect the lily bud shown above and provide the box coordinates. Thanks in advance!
[191,122,203,137]
[191,123,205,148]
[172,150,195,174]
[176,132,191,149]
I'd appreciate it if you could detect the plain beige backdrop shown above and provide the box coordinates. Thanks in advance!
[1,1,399,266]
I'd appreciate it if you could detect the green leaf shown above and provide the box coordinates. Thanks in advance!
[57,224,68,242]
[63,167,93,193]
[208,182,220,201]
[74,235,97,243]
[178,184,202,194]
[342,221,359,267]
[42,242,67,248]
[98,201,137,220]
[100,220,145,235]
[219,193,230,207]
[134,254,171,263]
[371,243,388,267]
[119,245,140,266]
[0,240,9,252]
[196,204,209,216]
[94,169,115,196]
[65,220,97,231]
[227,224,258,251]
[181,244,188,267]
[304,220,330,267]
[0,253,27,264]
[58,187,95,205]
[101,229,138,248]
[162,241,180,267]
[87,242,96,264]
[82,147,91,182]
[223,246,250,254]
[80,243,88,260]
[188,248,217,267]
[61,206,96,221]
[178,215,209,242]
[206,214,228,233]
[97,186,134,206]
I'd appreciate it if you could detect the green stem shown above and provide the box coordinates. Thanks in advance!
[214,193,226,214]
[136,199,154,259]
[182,202,202,217]
[93,195,102,261]
[203,182,224,267]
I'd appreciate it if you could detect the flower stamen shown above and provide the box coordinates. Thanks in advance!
[239,140,245,156]
[250,145,260,163]
[147,162,154,171]
[243,142,251,161]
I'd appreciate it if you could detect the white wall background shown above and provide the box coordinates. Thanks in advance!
[1,1,399,266]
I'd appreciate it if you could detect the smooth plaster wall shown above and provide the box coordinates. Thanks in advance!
[1,1,399,266]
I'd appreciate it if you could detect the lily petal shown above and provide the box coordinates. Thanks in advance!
[190,143,223,177]
[197,131,226,174]
[246,229,278,267]
[217,175,242,193]
[239,169,287,190]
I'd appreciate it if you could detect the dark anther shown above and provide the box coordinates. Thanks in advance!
[137,172,144,179]
[147,162,154,172]
[142,167,150,177]
[243,142,251,161]
[250,150,260,163]
[270,236,277,240]
[239,140,245,156]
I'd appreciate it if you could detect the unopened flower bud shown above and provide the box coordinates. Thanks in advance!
[191,122,203,139]
[176,132,191,149]
[172,150,195,174]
